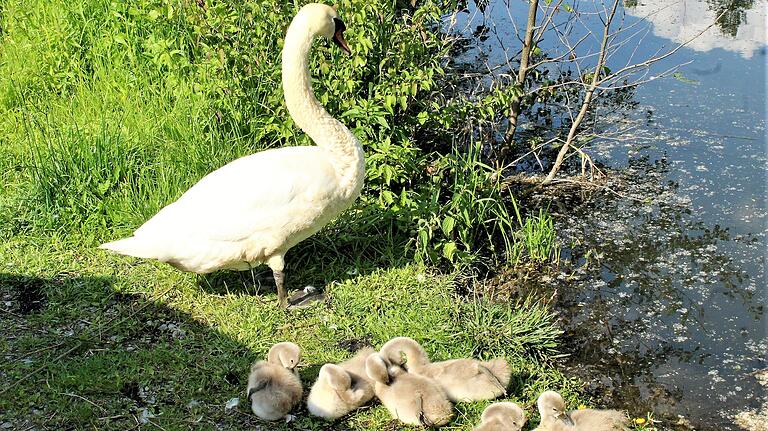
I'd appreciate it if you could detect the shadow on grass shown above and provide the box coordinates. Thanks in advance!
[0,272,339,430]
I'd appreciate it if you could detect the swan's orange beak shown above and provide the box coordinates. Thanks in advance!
[332,18,351,56]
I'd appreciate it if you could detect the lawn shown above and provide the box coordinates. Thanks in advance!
[0,233,588,430]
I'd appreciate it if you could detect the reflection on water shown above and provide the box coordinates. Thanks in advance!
[453,0,766,429]
[546,156,766,429]
[624,0,767,58]
[707,0,757,37]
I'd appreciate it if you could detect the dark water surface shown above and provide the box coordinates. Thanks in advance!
[452,1,766,429]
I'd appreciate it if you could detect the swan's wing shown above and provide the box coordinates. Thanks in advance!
[135,147,339,243]
[432,359,505,390]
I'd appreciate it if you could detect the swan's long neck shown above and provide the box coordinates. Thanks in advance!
[281,15,364,191]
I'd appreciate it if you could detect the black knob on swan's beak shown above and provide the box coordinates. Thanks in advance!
[332,17,351,56]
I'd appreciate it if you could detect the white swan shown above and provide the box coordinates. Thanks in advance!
[100,3,365,308]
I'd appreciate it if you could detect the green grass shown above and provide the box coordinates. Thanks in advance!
[0,235,584,430]
[516,208,561,265]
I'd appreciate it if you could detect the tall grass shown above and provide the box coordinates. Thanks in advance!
[510,198,561,265]
[1,0,229,234]
[458,297,563,362]
[404,143,519,266]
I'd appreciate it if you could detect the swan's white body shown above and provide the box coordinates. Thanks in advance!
[100,4,364,306]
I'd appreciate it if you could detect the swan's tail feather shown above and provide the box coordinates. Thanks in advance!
[99,237,159,259]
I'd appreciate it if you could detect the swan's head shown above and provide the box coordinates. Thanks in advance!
[297,3,351,55]
[319,363,352,390]
[537,391,574,426]
[267,341,301,370]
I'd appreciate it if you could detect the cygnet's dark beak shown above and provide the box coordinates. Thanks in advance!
[332,18,351,56]
[558,412,575,426]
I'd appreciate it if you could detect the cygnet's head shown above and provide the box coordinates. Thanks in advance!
[296,3,351,55]
[380,336,428,368]
[365,353,391,384]
[319,363,352,390]
[537,391,574,425]
[481,402,527,429]
[268,342,301,370]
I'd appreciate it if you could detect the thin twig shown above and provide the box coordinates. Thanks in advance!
[504,0,539,143]
[2,343,85,397]
[8,341,68,359]
[0,307,24,318]
[146,418,169,431]
[606,9,729,79]
[544,0,621,184]
[99,414,129,421]
[62,392,107,413]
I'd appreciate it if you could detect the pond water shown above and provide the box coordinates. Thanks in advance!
[452,1,766,429]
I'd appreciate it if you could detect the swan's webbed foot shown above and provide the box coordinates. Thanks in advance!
[287,285,326,308]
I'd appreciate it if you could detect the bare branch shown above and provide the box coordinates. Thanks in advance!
[504,0,539,143]
[543,0,621,184]
[600,9,730,83]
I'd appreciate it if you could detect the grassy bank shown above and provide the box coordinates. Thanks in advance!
[0,235,586,430]
[0,0,613,429]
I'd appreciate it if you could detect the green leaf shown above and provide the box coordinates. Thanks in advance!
[441,216,455,236]
[384,94,396,113]
[672,72,700,85]
[442,242,458,261]
[375,116,389,129]
[382,190,395,205]
[97,180,111,197]
[418,229,429,248]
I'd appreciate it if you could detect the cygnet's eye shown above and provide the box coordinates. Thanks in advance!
[552,407,558,411]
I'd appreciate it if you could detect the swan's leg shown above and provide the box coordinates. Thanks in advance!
[274,270,286,308]
[267,255,287,308]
